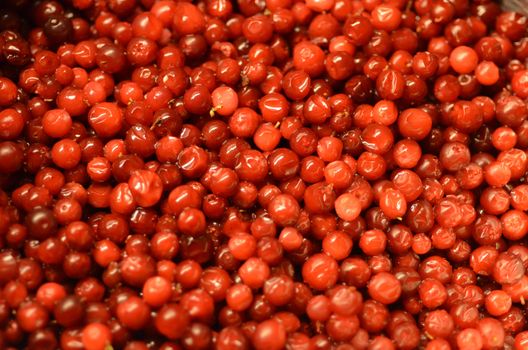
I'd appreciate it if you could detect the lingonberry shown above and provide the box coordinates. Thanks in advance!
[87,102,123,138]
[398,108,433,140]
[418,278,447,309]
[116,296,150,330]
[17,301,49,332]
[211,86,238,117]
[322,230,353,260]
[0,77,18,106]
[81,323,111,350]
[449,46,479,74]
[226,283,253,312]
[0,109,25,140]
[238,257,270,290]
[0,0,527,347]
[252,319,286,350]
[367,272,402,304]
[302,253,338,291]
[128,170,163,208]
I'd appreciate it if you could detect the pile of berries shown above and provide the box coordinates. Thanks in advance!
[0,0,528,349]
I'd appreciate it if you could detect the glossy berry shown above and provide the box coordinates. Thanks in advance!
[449,46,479,74]
[81,323,111,350]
